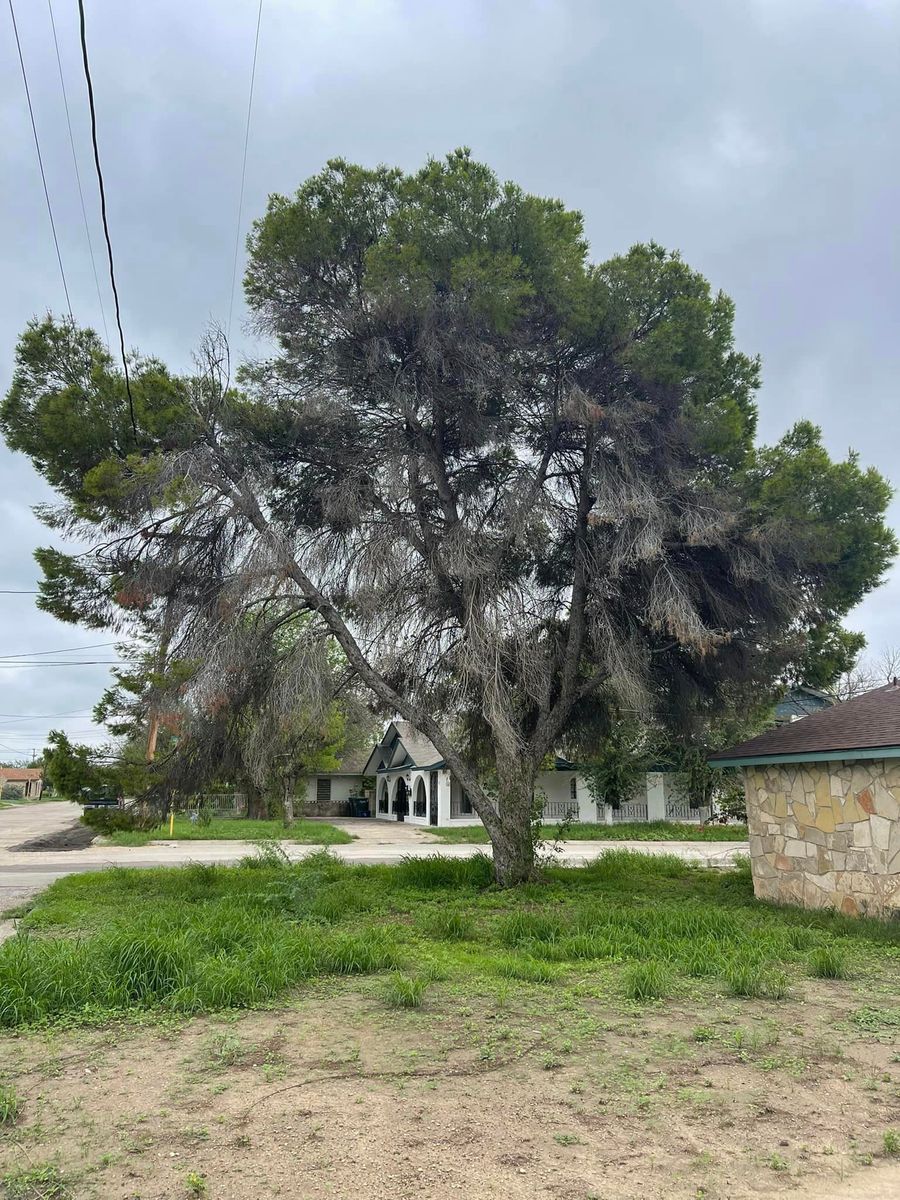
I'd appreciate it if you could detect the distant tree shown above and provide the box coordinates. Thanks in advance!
[3,153,896,882]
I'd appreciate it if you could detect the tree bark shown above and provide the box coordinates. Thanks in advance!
[245,779,269,821]
[282,780,295,826]
[490,765,539,886]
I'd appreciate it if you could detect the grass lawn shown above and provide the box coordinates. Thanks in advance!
[429,818,748,843]
[1,852,898,1198]
[103,815,354,846]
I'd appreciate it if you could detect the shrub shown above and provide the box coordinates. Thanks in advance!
[622,960,672,1002]
[80,807,158,835]
[883,1129,900,1157]
[383,974,427,1009]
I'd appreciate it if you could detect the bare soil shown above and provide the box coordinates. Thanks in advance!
[1,974,898,1199]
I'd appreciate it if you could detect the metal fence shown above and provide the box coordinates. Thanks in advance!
[665,800,710,822]
[542,799,580,821]
[183,792,248,818]
[610,802,648,823]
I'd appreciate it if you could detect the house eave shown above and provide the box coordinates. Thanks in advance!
[710,746,900,769]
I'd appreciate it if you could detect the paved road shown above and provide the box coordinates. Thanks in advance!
[0,801,747,911]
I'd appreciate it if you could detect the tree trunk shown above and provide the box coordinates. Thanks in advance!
[283,780,295,827]
[246,779,269,821]
[488,770,539,887]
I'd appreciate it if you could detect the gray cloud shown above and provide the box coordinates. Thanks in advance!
[2,0,898,755]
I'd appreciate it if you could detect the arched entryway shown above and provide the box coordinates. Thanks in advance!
[378,779,389,814]
[413,777,427,818]
[393,777,409,821]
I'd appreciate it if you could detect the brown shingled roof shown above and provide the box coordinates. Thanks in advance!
[709,682,900,763]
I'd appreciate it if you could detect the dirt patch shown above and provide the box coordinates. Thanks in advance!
[8,821,95,852]
[1,977,898,1199]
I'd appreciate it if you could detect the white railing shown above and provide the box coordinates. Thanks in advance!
[542,799,579,820]
[184,792,247,817]
[611,802,648,823]
[665,801,710,822]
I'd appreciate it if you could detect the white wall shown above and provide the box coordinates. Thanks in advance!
[301,774,363,813]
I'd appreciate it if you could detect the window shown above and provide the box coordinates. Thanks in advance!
[316,777,332,805]
[450,782,474,818]
[413,778,427,817]
[569,776,577,800]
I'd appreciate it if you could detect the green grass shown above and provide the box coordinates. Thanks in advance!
[428,820,748,843]
[383,974,427,1008]
[0,848,895,1029]
[1,1164,69,1199]
[0,1083,21,1123]
[104,816,354,845]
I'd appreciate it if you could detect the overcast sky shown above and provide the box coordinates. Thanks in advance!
[1,0,898,760]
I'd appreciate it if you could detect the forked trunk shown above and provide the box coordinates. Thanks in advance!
[488,773,538,887]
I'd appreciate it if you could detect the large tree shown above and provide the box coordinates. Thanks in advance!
[3,152,895,883]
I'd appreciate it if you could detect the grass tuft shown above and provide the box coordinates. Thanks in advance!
[724,960,790,1000]
[2,1164,69,1199]
[418,908,476,941]
[808,944,852,980]
[622,960,672,1002]
[383,974,427,1009]
[0,1083,21,1124]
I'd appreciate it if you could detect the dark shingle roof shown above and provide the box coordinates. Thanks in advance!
[710,682,900,764]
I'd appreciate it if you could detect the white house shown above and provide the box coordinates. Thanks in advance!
[302,721,707,828]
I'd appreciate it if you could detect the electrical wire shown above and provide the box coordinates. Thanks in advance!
[0,641,117,660]
[75,0,138,440]
[226,0,264,349]
[0,710,92,720]
[47,0,110,344]
[8,0,73,319]
[0,590,40,595]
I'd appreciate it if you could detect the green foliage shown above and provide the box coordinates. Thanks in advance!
[1,1163,69,1200]
[807,944,852,980]
[383,974,427,1009]
[104,816,353,846]
[581,722,650,810]
[418,909,476,941]
[1,851,896,1029]
[428,820,748,843]
[80,807,158,835]
[884,1129,900,1157]
[622,961,672,1002]
[0,1083,21,1124]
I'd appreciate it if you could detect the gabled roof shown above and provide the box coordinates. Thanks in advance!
[362,721,444,775]
[0,767,43,781]
[710,682,900,767]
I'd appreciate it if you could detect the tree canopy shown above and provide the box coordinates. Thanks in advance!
[2,150,895,882]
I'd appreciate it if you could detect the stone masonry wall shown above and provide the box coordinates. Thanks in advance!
[745,759,900,918]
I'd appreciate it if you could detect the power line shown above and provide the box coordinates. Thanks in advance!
[75,0,138,440]
[0,661,123,668]
[0,641,117,660]
[0,710,92,720]
[0,590,40,595]
[47,0,110,345]
[227,0,264,349]
[8,0,73,319]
